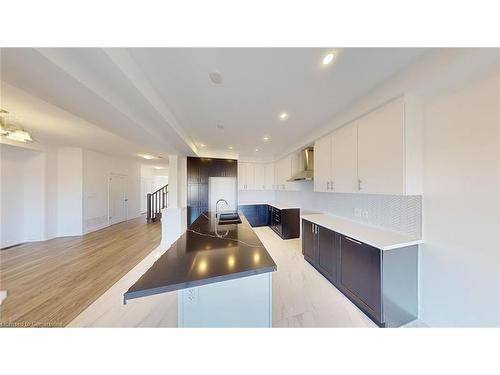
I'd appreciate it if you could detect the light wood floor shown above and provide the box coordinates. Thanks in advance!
[0,217,161,327]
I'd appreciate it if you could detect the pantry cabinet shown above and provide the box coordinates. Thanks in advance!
[313,95,422,195]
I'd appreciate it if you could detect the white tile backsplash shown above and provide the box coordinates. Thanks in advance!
[276,183,422,238]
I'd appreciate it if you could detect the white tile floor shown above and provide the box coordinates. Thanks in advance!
[70,227,376,328]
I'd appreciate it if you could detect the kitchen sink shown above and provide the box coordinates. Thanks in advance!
[217,212,242,225]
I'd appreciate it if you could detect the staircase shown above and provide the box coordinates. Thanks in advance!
[147,184,168,222]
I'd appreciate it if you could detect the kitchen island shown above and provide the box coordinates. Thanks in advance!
[124,211,277,327]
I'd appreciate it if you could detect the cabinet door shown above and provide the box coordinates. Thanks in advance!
[313,135,332,192]
[340,236,381,322]
[187,157,200,183]
[238,163,247,190]
[264,163,275,190]
[357,99,405,194]
[332,122,358,193]
[317,226,338,284]
[302,220,316,263]
[254,164,265,190]
[245,163,255,190]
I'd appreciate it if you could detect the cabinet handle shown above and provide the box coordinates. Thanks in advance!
[358,179,362,191]
[326,181,330,190]
[330,180,334,191]
[344,236,363,245]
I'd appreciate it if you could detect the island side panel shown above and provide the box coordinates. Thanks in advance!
[178,272,272,328]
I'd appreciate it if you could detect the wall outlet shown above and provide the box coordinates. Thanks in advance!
[362,210,369,219]
[354,208,362,217]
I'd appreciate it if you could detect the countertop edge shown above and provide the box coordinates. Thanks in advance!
[238,201,301,210]
[124,265,277,303]
[301,213,423,251]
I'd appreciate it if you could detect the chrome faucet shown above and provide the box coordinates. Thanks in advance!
[216,199,229,217]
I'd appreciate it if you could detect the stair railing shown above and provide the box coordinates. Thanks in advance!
[146,184,168,222]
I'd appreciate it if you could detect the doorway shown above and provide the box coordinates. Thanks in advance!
[109,174,128,225]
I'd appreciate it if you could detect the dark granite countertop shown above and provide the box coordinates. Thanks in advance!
[123,211,277,303]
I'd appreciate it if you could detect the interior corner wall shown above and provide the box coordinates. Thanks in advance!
[57,147,83,237]
[44,147,58,240]
[82,149,142,234]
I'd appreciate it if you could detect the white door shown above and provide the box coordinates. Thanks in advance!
[313,135,332,192]
[332,122,359,193]
[357,99,405,194]
[264,163,275,190]
[109,174,128,225]
[253,164,265,190]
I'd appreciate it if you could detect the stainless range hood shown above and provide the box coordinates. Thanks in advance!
[287,147,314,181]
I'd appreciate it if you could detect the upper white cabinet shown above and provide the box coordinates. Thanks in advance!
[238,162,254,190]
[274,153,301,191]
[357,98,404,194]
[313,96,422,195]
[238,162,275,191]
[253,163,265,190]
[264,163,275,190]
[313,135,332,192]
[332,121,358,193]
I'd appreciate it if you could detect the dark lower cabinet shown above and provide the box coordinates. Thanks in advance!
[318,226,339,285]
[302,220,339,285]
[239,204,268,227]
[302,220,315,263]
[339,235,382,324]
[301,218,418,328]
[239,204,299,239]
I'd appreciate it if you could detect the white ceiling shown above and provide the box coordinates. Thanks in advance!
[1,48,428,159]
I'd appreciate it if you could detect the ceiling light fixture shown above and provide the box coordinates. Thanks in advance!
[228,146,233,150]
[0,119,33,142]
[322,52,335,65]
[199,143,206,148]
[279,112,289,120]
[255,148,259,152]
[263,136,269,141]
[139,154,155,160]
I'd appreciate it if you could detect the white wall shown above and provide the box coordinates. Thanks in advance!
[0,145,26,247]
[0,145,47,247]
[82,149,142,233]
[23,150,46,242]
[57,147,83,236]
[45,148,58,239]
[419,67,500,327]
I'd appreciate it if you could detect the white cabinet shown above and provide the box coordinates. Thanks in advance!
[313,135,332,192]
[312,96,422,195]
[254,163,265,190]
[264,163,275,190]
[274,154,301,191]
[357,98,404,194]
[332,121,358,193]
[238,162,273,190]
[238,162,255,190]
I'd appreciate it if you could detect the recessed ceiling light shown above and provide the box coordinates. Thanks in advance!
[263,136,269,141]
[199,143,206,148]
[279,112,289,120]
[255,148,259,152]
[322,52,335,65]
[209,71,223,84]
[228,146,233,150]
[138,154,155,160]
